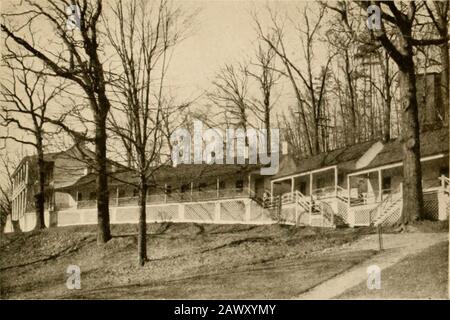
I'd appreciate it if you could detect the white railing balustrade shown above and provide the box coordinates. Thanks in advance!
[75,188,253,208]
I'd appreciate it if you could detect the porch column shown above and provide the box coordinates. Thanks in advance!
[190,181,193,201]
[116,187,119,206]
[270,181,274,201]
[248,174,251,196]
[164,183,167,203]
[334,166,338,197]
[291,177,295,196]
[309,172,313,214]
[347,176,351,206]
[378,169,382,202]
[217,178,220,198]
[22,191,26,216]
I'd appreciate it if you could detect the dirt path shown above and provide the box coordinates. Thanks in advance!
[296,232,448,299]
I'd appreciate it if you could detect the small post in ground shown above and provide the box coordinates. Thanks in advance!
[377,225,383,251]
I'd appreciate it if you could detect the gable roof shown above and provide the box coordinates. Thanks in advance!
[273,139,376,179]
[363,127,448,170]
[272,127,449,180]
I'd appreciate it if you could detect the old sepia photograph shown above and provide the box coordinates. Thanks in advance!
[0,0,449,306]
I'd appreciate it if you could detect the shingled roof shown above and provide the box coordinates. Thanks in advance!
[273,127,449,179]
[57,162,264,190]
[273,139,376,179]
[364,127,448,170]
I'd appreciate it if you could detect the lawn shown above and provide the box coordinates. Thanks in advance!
[0,223,375,299]
[338,241,449,299]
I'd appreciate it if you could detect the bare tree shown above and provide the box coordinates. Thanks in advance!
[246,42,282,153]
[208,63,252,140]
[254,5,334,155]
[105,0,192,266]
[2,0,117,243]
[0,49,66,230]
[357,1,447,224]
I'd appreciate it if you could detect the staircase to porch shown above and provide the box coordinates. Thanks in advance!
[285,190,335,227]
[370,185,403,226]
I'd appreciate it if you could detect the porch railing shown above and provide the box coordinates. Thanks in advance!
[76,188,252,209]
[439,175,450,194]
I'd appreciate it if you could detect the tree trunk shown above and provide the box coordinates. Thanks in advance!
[383,52,391,142]
[312,118,320,155]
[34,136,46,230]
[440,44,449,126]
[138,177,148,266]
[345,50,357,145]
[399,67,424,224]
[264,106,271,154]
[95,114,112,244]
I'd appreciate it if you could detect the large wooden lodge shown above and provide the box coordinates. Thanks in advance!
[4,73,450,232]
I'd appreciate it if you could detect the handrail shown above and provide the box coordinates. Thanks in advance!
[439,175,450,192]
[370,183,402,225]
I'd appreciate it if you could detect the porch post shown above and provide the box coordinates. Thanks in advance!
[291,177,294,196]
[347,176,351,206]
[248,174,251,196]
[217,178,220,199]
[164,183,167,203]
[378,169,382,202]
[309,172,313,214]
[116,187,119,206]
[190,181,193,201]
[334,166,338,197]
[270,181,274,201]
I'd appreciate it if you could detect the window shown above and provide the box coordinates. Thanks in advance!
[165,185,172,195]
[316,177,325,189]
[382,177,392,190]
[198,182,207,191]
[89,191,96,200]
[181,184,189,193]
[77,192,83,201]
[299,181,307,194]
[219,181,226,189]
[235,180,244,191]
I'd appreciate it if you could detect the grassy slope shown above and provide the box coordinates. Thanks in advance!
[0,223,375,299]
[339,241,449,299]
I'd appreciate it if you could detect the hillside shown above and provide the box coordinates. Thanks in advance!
[1,223,376,299]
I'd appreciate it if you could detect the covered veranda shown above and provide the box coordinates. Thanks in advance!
[346,154,447,207]
[270,165,341,200]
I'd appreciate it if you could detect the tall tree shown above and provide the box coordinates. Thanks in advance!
[254,5,334,155]
[2,0,114,243]
[0,51,66,230]
[358,1,447,224]
[246,42,281,153]
[208,63,252,139]
[105,0,192,265]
